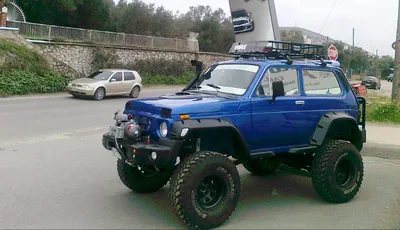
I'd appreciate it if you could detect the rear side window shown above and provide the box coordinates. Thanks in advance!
[124,72,135,81]
[302,70,342,95]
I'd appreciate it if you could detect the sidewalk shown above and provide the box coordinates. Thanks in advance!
[363,122,400,160]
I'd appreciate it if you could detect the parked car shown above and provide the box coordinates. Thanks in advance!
[361,76,381,90]
[101,41,367,229]
[67,69,143,100]
[387,73,393,82]
[231,9,254,34]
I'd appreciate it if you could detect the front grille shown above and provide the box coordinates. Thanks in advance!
[233,20,248,25]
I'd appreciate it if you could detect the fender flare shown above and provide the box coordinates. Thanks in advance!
[310,112,363,151]
[169,118,250,159]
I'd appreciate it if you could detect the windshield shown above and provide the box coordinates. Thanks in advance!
[232,10,248,18]
[86,71,113,80]
[191,64,259,95]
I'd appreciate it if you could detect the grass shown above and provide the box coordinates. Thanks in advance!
[365,96,400,124]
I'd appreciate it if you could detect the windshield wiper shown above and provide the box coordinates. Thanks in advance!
[206,84,221,92]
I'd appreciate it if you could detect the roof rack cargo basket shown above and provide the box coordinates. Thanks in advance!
[228,40,326,60]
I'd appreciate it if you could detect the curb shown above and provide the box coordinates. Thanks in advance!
[361,142,400,160]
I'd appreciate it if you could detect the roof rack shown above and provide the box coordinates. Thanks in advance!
[228,40,326,62]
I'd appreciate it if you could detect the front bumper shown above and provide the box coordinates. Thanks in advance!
[66,85,95,96]
[102,133,183,167]
[234,22,254,33]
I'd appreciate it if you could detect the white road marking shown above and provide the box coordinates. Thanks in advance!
[0,126,108,148]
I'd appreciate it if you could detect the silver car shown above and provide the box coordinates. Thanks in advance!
[67,69,143,100]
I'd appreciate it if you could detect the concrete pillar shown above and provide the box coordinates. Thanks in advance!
[187,32,199,52]
[0,6,7,27]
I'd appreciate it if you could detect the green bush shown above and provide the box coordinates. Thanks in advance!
[0,39,50,74]
[366,96,400,123]
[141,72,194,85]
[0,70,67,96]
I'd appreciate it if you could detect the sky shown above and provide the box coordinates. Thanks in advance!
[135,0,398,57]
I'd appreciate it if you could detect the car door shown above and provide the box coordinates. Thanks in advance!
[122,71,136,93]
[107,72,124,94]
[250,65,308,151]
[297,67,350,144]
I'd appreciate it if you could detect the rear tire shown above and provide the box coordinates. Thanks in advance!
[168,151,240,229]
[130,86,140,98]
[243,157,280,176]
[311,139,364,203]
[117,159,170,193]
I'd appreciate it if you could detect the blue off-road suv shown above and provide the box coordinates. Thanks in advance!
[102,41,367,229]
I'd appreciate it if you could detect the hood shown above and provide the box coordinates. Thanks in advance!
[71,78,103,84]
[125,92,241,115]
[233,16,250,21]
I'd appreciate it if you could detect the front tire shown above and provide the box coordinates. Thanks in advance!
[311,139,364,203]
[93,87,105,100]
[117,159,170,193]
[168,151,240,229]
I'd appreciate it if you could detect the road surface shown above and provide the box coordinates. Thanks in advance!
[351,80,392,98]
[0,87,399,229]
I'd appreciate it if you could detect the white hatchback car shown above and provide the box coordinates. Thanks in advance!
[67,69,143,100]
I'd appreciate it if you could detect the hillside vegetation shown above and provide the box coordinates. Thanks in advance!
[0,39,67,96]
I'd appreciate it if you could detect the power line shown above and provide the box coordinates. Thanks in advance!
[319,0,340,34]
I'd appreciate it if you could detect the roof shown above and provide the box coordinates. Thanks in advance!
[98,69,136,72]
[216,58,341,69]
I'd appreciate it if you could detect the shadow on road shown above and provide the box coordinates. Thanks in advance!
[109,168,324,228]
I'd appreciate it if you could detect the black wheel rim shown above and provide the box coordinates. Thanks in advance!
[196,175,226,210]
[334,156,356,187]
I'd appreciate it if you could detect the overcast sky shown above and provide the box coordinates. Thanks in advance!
[138,0,398,57]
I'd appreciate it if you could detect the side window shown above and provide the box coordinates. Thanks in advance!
[124,72,135,81]
[303,70,342,95]
[256,67,299,96]
[111,72,122,82]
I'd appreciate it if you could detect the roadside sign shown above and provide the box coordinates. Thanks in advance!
[328,44,338,60]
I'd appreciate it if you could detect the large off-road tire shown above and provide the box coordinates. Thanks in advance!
[311,139,364,203]
[168,151,240,229]
[243,157,280,176]
[117,159,170,193]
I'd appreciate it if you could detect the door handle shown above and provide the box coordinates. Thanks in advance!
[295,100,305,106]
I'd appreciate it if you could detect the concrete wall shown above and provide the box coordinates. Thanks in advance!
[33,42,232,77]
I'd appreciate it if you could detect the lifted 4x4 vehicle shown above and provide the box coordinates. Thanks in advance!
[102,40,367,229]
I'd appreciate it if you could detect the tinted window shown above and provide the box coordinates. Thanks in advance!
[86,71,113,80]
[303,70,342,95]
[257,68,299,96]
[111,72,122,81]
[124,72,135,81]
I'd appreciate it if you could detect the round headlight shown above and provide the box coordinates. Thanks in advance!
[160,121,168,137]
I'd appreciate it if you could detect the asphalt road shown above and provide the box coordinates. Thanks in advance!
[0,87,399,229]
[351,79,393,98]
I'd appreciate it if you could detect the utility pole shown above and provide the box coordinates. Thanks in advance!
[393,0,400,103]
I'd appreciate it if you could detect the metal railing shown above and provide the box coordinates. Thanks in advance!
[6,20,198,51]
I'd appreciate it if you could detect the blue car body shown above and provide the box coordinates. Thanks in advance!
[122,59,363,157]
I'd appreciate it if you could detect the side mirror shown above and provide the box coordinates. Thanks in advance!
[270,81,285,103]
[110,78,117,82]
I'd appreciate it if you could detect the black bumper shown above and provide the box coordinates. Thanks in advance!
[102,133,182,167]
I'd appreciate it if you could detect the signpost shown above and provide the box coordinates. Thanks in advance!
[328,44,339,61]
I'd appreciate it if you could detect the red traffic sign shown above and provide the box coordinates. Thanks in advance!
[328,44,338,60]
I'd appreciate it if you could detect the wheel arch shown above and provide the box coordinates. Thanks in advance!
[311,112,363,151]
[169,118,250,160]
